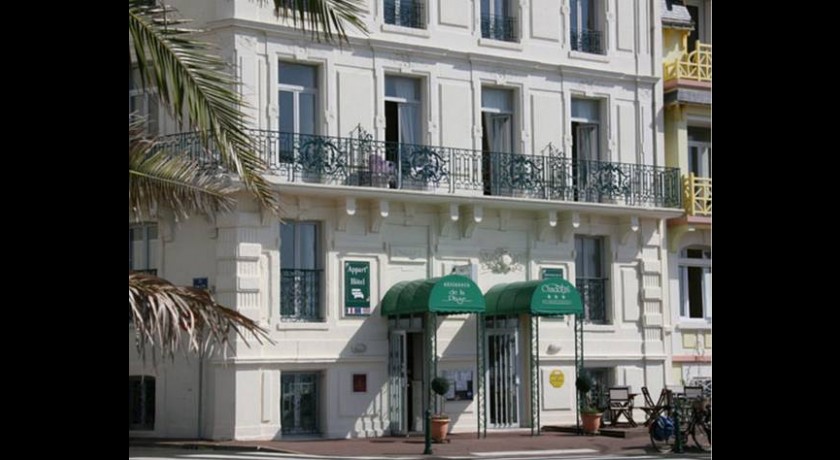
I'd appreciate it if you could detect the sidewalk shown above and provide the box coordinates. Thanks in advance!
[130,426,678,458]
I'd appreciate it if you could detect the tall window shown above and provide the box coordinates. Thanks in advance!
[384,0,425,29]
[482,88,514,196]
[385,76,422,188]
[570,0,603,54]
[571,98,602,202]
[129,66,160,135]
[281,221,322,321]
[481,0,517,42]
[688,127,711,178]
[128,376,155,431]
[575,236,607,323]
[281,372,320,434]
[129,223,158,275]
[278,63,318,163]
[685,1,710,51]
[679,247,711,320]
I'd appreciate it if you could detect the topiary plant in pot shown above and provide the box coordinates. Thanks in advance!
[430,376,451,442]
[575,370,603,434]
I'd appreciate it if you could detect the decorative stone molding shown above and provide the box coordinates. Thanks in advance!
[480,248,524,274]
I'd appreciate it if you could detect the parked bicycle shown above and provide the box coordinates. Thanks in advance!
[649,394,711,453]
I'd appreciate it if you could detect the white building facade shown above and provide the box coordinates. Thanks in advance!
[129,0,685,440]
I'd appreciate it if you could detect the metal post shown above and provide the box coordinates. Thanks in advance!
[530,315,540,436]
[673,396,683,453]
[574,314,584,434]
[423,408,432,455]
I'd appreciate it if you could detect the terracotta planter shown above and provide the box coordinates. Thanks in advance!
[430,416,450,442]
[581,412,602,434]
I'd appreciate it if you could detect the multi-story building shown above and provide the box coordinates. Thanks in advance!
[129,0,685,440]
[660,0,711,391]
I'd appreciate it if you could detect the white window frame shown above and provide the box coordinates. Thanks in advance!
[384,75,423,144]
[129,66,161,135]
[569,0,605,54]
[129,223,159,272]
[277,62,319,135]
[678,247,712,321]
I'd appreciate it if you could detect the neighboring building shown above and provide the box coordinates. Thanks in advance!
[130,0,684,440]
[660,0,711,391]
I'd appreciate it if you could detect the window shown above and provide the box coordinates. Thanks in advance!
[384,0,425,29]
[482,88,514,196]
[281,372,321,434]
[481,0,517,42]
[128,376,155,431]
[570,0,603,54]
[685,1,710,51]
[278,62,318,161]
[575,236,607,323]
[585,367,612,421]
[571,98,602,202]
[280,221,322,321]
[679,247,711,320]
[129,66,160,135]
[688,127,711,178]
[385,76,423,189]
[129,223,158,275]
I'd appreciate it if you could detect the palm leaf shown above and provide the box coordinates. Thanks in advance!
[272,0,368,43]
[129,118,236,219]
[129,271,272,360]
[128,1,278,213]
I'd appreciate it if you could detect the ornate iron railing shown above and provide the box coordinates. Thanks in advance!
[570,28,603,54]
[481,14,517,42]
[576,278,607,323]
[156,131,681,208]
[384,0,425,29]
[280,269,322,322]
[684,173,711,216]
[665,41,712,82]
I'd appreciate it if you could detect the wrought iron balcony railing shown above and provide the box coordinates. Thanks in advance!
[384,0,425,29]
[156,131,682,208]
[576,277,607,323]
[664,41,712,82]
[570,28,604,54]
[481,14,517,42]
[281,269,322,322]
[684,173,711,217]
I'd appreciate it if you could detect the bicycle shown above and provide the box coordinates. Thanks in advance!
[649,395,711,453]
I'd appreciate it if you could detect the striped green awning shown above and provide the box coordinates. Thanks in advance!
[380,274,486,316]
[485,278,583,316]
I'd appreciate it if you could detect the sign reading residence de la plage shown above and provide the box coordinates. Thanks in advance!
[344,261,370,316]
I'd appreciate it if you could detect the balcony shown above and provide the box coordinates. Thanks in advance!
[280,269,322,322]
[481,14,517,42]
[157,131,682,209]
[664,42,712,83]
[684,173,711,217]
[570,28,604,55]
[384,0,425,29]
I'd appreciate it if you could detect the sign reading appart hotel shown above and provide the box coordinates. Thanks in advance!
[344,261,370,315]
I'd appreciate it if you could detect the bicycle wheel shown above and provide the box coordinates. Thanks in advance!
[692,420,711,451]
[649,422,675,453]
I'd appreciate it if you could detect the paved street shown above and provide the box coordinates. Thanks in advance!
[129,446,711,460]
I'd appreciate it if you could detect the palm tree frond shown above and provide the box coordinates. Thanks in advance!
[273,0,369,43]
[128,2,278,213]
[129,122,237,219]
[129,272,272,360]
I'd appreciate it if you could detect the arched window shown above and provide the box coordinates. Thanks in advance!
[128,376,155,430]
[678,246,711,320]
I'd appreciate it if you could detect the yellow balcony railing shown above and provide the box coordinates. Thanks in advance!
[684,173,712,216]
[665,41,712,82]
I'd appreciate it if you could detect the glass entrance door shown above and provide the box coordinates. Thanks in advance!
[389,331,407,434]
[486,317,521,428]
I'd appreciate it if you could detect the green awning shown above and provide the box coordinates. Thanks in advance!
[485,278,583,316]
[381,274,486,316]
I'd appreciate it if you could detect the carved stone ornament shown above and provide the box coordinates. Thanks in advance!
[480,248,524,274]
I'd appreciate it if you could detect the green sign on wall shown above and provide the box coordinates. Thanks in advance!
[344,261,371,315]
[541,268,565,279]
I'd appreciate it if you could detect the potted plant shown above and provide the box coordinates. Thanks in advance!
[430,376,451,442]
[576,370,603,434]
